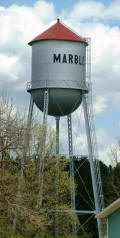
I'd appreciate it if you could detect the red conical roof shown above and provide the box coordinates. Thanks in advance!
[28,19,87,45]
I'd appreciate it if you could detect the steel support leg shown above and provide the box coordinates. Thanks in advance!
[13,95,34,230]
[37,89,49,207]
[55,117,60,238]
[27,95,34,127]
[13,169,23,230]
[82,94,103,238]
[26,95,34,147]
[56,117,60,155]
[67,114,77,238]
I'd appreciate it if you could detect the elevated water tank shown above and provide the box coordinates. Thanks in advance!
[27,19,88,116]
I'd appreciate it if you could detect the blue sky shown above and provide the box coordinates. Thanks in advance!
[0,0,120,163]
[0,0,114,9]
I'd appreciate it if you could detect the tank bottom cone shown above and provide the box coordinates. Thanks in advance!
[31,88,82,117]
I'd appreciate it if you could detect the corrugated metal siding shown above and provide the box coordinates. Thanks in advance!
[108,208,120,238]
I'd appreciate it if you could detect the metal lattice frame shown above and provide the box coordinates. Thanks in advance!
[27,96,34,127]
[54,38,104,238]
[67,114,77,238]
[82,38,104,237]
[37,89,49,206]
[55,117,60,238]
[22,37,104,238]
[13,95,34,230]
[82,95,103,238]
[67,38,104,238]
[86,38,104,210]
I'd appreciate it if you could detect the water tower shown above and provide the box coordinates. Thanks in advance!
[27,19,104,238]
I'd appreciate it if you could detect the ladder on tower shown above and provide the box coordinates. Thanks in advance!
[85,38,104,212]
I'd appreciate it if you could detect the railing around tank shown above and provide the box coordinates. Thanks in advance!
[26,81,32,91]
[26,80,90,92]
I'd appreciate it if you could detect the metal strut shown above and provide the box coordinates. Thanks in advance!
[27,95,34,127]
[67,114,77,238]
[56,117,60,155]
[37,89,49,206]
[83,95,103,238]
[13,95,34,230]
[55,117,60,238]
[26,95,34,146]
[83,37,104,238]
[13,170,23,230]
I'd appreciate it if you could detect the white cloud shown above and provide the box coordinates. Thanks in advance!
[0,1,56,90]
[34,1,55,22]
[60,124,116,164]
[98,148,111,165]
[93,95,107,115]
[96,127,117,164]
[104,0,120,19]
[67,1,105,21]
[73,133,88,155]
[60,1,120,114]
[1,0,120,102]
[0,54,18,72]
[62,0,120,22]
[96,127,113,150]
[0,0,120,164]
[0,54,22,83]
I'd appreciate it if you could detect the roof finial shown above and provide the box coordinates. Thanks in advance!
[57,18,60,23]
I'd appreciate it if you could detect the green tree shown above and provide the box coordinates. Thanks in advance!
[0,96,73,238]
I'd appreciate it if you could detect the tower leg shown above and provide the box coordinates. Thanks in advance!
[37,89,49,206]
[27,95,34,127]
[13,95,34,230]
[82,94,103,238]
[55,117,60,238]
[67,114,77,238]
[56,117,60,155]
[26,95,34,147]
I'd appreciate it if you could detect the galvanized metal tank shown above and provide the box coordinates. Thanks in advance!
[27,19,88,116]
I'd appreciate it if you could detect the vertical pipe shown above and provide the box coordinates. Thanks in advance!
[37,89,49,207]
[55,117,60,238]
[56,117,60,155]
[13,95,34,230]
[82,94,103,238]
[67,114,77,238]
[26,95,34,148]
[27,95,34,127]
